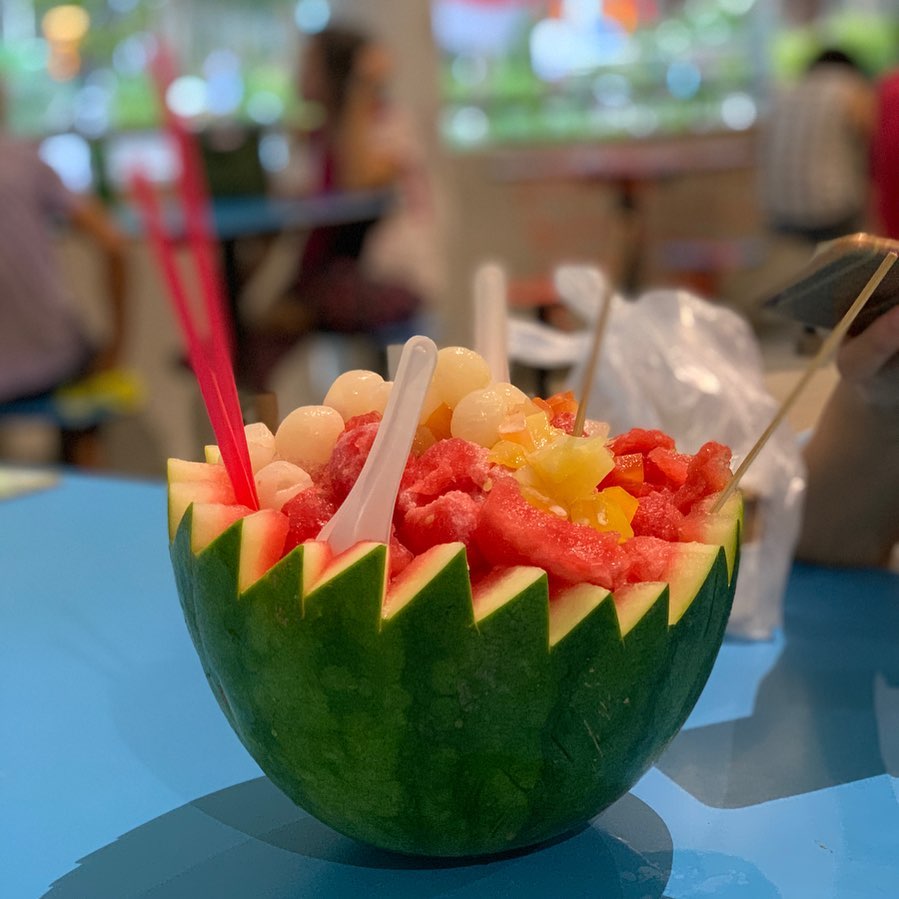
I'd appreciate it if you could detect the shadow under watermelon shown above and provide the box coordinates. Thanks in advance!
[45,777,674,898]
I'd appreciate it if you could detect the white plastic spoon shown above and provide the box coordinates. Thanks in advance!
[317,335,438,554]
[474,261,510,382]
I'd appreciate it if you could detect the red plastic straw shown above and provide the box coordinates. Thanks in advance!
[130,41,258,509]
[149,45,250,451]
[131,173,258,509]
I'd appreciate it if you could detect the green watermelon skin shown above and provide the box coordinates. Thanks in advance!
[170,506,739,857]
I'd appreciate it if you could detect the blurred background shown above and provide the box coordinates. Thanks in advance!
[1,0,897,476]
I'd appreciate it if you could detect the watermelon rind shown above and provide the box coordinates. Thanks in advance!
[170,497,740,857]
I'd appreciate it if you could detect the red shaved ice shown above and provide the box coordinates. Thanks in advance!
[283,486,337,550]
[609,428,675,456]
[399,490,483,558]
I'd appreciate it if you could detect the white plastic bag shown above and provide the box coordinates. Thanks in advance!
[508,270,806,640]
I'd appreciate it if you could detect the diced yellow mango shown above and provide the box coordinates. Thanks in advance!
[527,435,615,506]
[600,486,639,522]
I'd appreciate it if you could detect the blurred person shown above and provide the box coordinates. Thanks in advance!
[758,48,876,353]
[0,100,128,466]
[249,23,441,388]
[871,67,899,239]
[760,48,875,245]
[796,302,899,568]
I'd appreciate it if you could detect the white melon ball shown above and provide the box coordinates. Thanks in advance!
[324,370,390,421]
[433,347,492,408]
[275,405,345,470]
[450,382,530,448]
[244,422,276,473]
[255,460,313,511]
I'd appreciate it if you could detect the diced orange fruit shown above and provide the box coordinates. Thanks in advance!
[609,453,644,488]
[569,490,635,542]
[497,410,529,445]
[544,390,579,419]
[425,403,454,442]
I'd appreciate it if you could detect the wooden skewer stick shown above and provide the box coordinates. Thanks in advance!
[711,250,898,514]
[573,279,614,438]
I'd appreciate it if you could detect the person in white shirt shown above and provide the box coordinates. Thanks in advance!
[760,48,875,244]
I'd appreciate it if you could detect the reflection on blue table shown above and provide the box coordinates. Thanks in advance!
[659,565,899,808]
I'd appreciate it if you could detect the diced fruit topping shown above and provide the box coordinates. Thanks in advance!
[400,437,490,505]
[673,441,733,512]
[323,411,413,504]
[598,452,644,490]
[169,348,735,599]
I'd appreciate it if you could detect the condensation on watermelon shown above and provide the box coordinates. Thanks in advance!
[474,476,628,591]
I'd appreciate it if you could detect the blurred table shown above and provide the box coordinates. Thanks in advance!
[4,473,898,898]
[492,133,756,293]
[117,190,392,353]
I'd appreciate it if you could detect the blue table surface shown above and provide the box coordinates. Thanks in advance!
[3,474,898,898]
